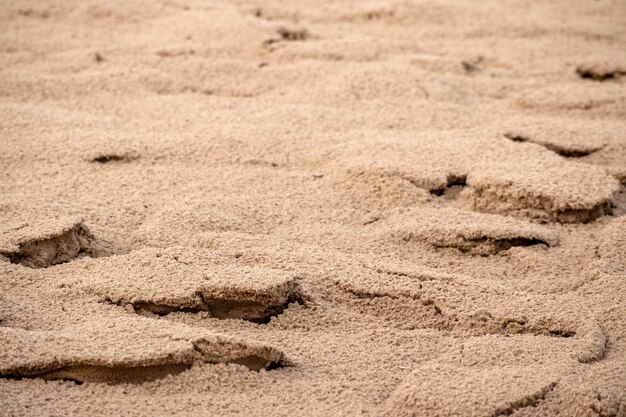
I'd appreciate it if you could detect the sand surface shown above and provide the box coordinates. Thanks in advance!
[1,0,626,415]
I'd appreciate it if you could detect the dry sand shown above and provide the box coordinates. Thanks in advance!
[1,0,626,415]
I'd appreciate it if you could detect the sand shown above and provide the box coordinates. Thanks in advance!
[1,0,625,415]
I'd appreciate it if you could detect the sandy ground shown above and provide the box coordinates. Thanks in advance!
[1,0,626,416]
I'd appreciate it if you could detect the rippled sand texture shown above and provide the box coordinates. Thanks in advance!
[1,0,625,416]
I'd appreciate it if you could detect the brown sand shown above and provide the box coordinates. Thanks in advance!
[1,0,625,415]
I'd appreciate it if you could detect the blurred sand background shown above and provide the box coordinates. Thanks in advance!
[1,0,625,415]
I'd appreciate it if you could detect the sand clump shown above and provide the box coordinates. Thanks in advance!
[1,0,625,416]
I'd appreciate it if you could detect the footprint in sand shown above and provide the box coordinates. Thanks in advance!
[330,132,619,222]
[188,232,610,409]
[67,247,305,323]
[378,207,558,256]
[0,315,289,384]
[193,232,607,366]
[0,241,300,385]
[331,257,606,365]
